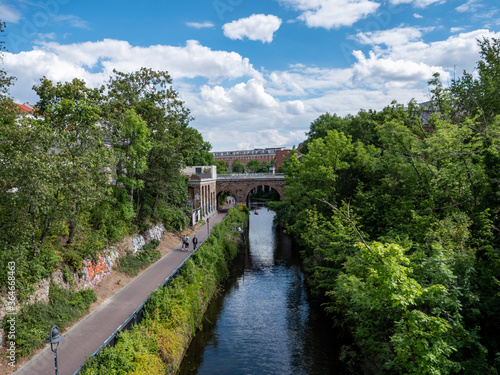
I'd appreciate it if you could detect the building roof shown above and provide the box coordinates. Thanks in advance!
[15,102,35,114]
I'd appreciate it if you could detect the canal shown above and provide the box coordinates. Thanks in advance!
[178,204,349,375]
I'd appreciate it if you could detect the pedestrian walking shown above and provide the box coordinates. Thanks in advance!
[185,236,190,251]
[192,235,198,250]
[182,235,188,251]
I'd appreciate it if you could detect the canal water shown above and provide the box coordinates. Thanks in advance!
[178,204,349,375]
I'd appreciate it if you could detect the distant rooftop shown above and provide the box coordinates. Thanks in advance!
[15,102,35,114]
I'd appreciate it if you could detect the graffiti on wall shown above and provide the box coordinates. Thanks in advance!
[82,248,119,287]
[149,224,165,241]
[133,235,146,253]
[81,224,164,287]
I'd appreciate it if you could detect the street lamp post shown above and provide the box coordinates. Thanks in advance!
[45,325,64,375]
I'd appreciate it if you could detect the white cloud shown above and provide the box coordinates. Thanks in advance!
[352,27,500,75]
[456,0,479,13]
[3,39,262,99]
[280,0,380,29]
[4,28,500,152]
[186,21,215,29]
[450,27,465,33]
[200,79,278,114]
[268,65,352,96]
[351,50,449,88]
[223,14,282,43]
[389,0,444,7]
[0,4,21,23]
[51,14,89,29]
[286,100,305,115]
[413,13,423,18]
[354,26,429,47]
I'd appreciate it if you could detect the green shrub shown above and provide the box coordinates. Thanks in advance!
[80,208,248,374]
[117,239,162,277]
[3,284,96,358]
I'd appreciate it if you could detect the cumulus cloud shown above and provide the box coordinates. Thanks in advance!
[280,0,380,29]
[352,27,500,76]
[354,26,429,47]
[4,27,500,152]
[351,50,449,88]
[2,39,262,102]
[223,14,282,43]
[200,79,278,114]
[186,21,215,29]
[268,65,352,96]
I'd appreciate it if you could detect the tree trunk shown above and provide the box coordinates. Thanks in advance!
[135,195,146,223]
[67,202,79,245]
[152,193,160,217]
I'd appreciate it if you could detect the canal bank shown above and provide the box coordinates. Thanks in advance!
[77,207,249,375]
[13,207,246,375]
[178,204,350,375]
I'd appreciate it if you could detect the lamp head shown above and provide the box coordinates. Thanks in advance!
[45,326,64,345]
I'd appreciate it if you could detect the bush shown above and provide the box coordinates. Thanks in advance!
[117,239,161,277]
[80,208,248,374]
[3,283,96,358]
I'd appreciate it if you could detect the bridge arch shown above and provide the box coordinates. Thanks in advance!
[241,183,283,205]
[216,174,285,206]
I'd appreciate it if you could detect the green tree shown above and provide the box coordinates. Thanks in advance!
[105,68,201,222]
[450,37,500,124]
[112,109,151,206]
[32,78,113,244]
[246,159,261,173]
[231,159,245,173]
[0,21,17,126]
[215,160,229,174]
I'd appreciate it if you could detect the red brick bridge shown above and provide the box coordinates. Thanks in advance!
[216,174,286,205]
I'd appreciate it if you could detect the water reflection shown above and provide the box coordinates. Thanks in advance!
[178,205,347,375]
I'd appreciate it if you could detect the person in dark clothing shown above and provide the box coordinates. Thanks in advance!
[192,235,198,250]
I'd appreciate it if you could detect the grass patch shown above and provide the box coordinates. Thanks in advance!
[116,239,161,277]
[2,283,96,358]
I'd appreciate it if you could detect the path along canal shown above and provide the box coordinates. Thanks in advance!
[178,204,350,375]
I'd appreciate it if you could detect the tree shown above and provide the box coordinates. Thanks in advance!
[246,159,261,173]
[112,109,152,205]
[450,37,500,124]
[32,78,114,244]
[215,160,229,174]
[0,21,17,126]
[104,68,202,222]
[231,159,245,173]
[271,90,500,372]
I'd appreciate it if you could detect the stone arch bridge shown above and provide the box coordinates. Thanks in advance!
[217,174,286,205]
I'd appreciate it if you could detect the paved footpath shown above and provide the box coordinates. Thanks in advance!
[14,211,228,375]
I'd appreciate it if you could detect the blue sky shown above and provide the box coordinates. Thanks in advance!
[1,0,499,151]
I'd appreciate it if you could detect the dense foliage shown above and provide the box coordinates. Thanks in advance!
[79,207,248,374]
[270,38,500,374]
[2,284,96,357]
[0,67,213,299]
[117,239,161,277]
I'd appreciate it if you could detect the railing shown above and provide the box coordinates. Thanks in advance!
[217,173,285,179]
[73,226,220,375]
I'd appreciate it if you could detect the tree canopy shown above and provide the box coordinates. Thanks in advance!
[0,67,213,299]
[270,37,500,374]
